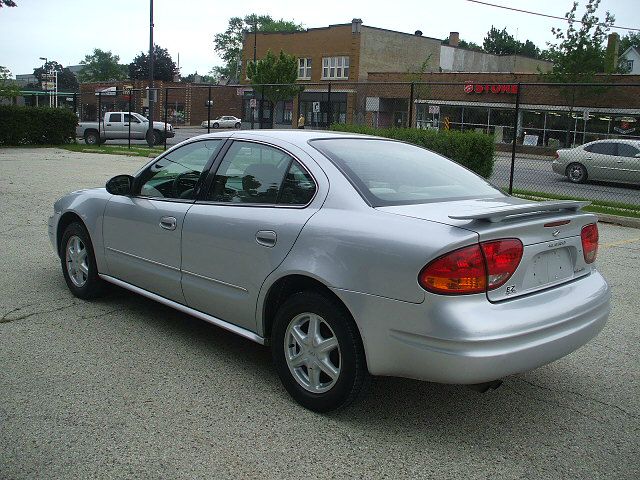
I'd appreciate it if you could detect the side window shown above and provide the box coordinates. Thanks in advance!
[207,142,291,204]
[589,142,617,156]
[109,113,122,122]
[279,161,316,205]
[617,143,639,158]
[137,140,223,200]
[124,114,140,123]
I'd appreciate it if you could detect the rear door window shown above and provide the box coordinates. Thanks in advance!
[588,142,618,156]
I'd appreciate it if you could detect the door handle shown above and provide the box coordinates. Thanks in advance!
[159,216,177,231]
[256,230,277,247]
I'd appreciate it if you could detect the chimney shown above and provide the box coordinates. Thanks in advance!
[605,32,620,73]
[449,31,460,47]
[351,18,362,34]
[414,30,423,36]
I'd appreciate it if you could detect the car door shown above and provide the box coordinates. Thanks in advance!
[587,141,619,181]
[615,143,640,184]
[124,113,145,139]
[102,139,225,303]
[181,140,322,332]
[106,112,125,139]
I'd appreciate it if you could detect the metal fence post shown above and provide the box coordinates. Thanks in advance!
[207,85,212,134]
[98,92,102,142]
[164,87,168,151]
[73,93,77,116]
[409,82,415,128]
[327,82,332,128]
[128,90,132,150]
[508,83,522,195]
[251,89,255,130]
[297,90,302,129]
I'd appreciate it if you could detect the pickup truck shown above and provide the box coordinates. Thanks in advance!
[76,112,175,145]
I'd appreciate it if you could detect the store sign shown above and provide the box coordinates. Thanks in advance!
[464,83,519,94]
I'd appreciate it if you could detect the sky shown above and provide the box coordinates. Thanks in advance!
[1,0,638,78]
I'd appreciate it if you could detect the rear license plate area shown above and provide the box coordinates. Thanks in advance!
[524,248,574,289]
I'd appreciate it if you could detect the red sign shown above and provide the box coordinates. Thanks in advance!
[464,84,518,94]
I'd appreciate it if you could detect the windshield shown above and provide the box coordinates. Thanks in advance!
[311,138,503,206]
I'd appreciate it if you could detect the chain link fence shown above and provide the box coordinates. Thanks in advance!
[28,81,640,207]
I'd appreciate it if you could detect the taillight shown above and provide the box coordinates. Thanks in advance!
[419,239,523,295]
[480,239,523,289]
[554,151,559,159]
[581,223,598,264]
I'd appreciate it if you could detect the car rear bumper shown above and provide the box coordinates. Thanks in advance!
[333,270,610,384]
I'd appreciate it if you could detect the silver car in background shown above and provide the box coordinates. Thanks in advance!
[49,131,611,411]
[201,116,242,129]
[552,139,640,185]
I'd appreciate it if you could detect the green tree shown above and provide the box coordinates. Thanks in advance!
[247,49,301,127]
[0,66,21,103]
[543,0,616,146]
[180,72,216,83]
[442,36,484,52]
[619,32,640,53]
[128,45,177,81]
[483,26,543,58]
[78,49,127,82]
[33,61,79,92]
[1,1,17,7]
[213,14,303,81]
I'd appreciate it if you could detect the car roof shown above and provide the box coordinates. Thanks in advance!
[585,138,640,146]
[190,129,383,144]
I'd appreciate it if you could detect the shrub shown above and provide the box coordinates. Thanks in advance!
[330,124,495,178]
[0,105,77,146]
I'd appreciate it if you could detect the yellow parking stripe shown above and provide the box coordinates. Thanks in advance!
[600,236,640,248]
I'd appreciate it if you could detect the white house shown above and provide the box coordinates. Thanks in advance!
[619,46,640,74]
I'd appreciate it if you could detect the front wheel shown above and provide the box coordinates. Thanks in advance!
[272,292,368,412]
[60,222,105,299]
[567,163,588,183]
[212,122,219,129]
[84,131,100,145]
[152,130,163,145]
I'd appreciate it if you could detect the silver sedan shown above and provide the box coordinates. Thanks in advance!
[49,130,611,411]
[201,116,242,129]
[552,139,640,185]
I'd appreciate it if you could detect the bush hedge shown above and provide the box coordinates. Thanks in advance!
[0,105,77,146]
[330,124,495,178]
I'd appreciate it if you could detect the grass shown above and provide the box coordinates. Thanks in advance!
[60,143,165,157]
[512,188,640,219]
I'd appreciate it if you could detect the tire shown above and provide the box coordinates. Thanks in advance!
[567,163,588,184]
[234,122,241,129]
[84,130,100,145]
[152,130,163,145]
[271,291,368,412]
[60,222,104,299]
[212,122,219,129]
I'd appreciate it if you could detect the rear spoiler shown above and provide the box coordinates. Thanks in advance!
[449,200,590,223]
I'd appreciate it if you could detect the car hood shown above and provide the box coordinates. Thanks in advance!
[152,121,171,129]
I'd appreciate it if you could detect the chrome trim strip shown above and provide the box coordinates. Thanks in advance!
[99,274,265,345]
[181,269,248,292]
[105,247,180,271]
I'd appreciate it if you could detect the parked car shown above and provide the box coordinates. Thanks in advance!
[552,139,640,185]
[76,112,175,146]
[201,116,242,129]
[49,131,611,412]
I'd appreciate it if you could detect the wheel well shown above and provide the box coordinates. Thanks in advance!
[262,275,351,340]
[84,129,98,137]
[56,212,85,256]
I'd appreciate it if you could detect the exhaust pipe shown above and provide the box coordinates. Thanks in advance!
[467,380,503,393]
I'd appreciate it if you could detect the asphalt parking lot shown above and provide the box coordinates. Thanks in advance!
[1,148,638,479]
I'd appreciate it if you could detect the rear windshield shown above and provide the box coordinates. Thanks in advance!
[310,138,502,206]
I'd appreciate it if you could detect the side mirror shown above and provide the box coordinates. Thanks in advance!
[106,175,134,195]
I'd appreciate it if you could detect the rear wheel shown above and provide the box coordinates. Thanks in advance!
[84,130,100,145]
[60,222,104,299]
[567,163,588,183]
[234,122,241,129]
[272,291,368,412]
[152,130,163,145]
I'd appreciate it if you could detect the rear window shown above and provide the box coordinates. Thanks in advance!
[310,138,502,206]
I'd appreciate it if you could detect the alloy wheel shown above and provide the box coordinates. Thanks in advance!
[66,235,89,287]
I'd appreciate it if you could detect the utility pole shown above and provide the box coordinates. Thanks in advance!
[147,0,155,147]
[251,20,257,130]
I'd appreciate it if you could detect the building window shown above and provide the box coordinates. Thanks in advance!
[625,59,634,72]
[298,58,312,79]
[322,56,349,80]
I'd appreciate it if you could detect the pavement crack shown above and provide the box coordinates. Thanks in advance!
[513,378,638,421]
[0,300,77,324]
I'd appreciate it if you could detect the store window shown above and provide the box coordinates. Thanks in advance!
[322,57,349,79]
[298,58,312,79]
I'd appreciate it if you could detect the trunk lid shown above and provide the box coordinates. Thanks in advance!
[377,197,598,302]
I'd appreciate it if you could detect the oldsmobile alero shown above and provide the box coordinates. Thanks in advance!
[49,130,611,411]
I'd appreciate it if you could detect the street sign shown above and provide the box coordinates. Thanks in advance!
[249,98,257,108]
[443,116,451,130]
[428,105,440,114]
[313,101,320,113]
[41,81,55,91]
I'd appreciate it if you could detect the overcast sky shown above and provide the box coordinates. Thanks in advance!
[1,0,638,77]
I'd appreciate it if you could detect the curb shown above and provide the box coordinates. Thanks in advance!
[597,213,640,229]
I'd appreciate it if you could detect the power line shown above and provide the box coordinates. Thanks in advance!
[464,0,640,32]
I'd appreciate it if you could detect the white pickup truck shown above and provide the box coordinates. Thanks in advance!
[76,112,175,145]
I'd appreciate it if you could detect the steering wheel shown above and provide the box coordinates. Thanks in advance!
[172,171,200,198]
